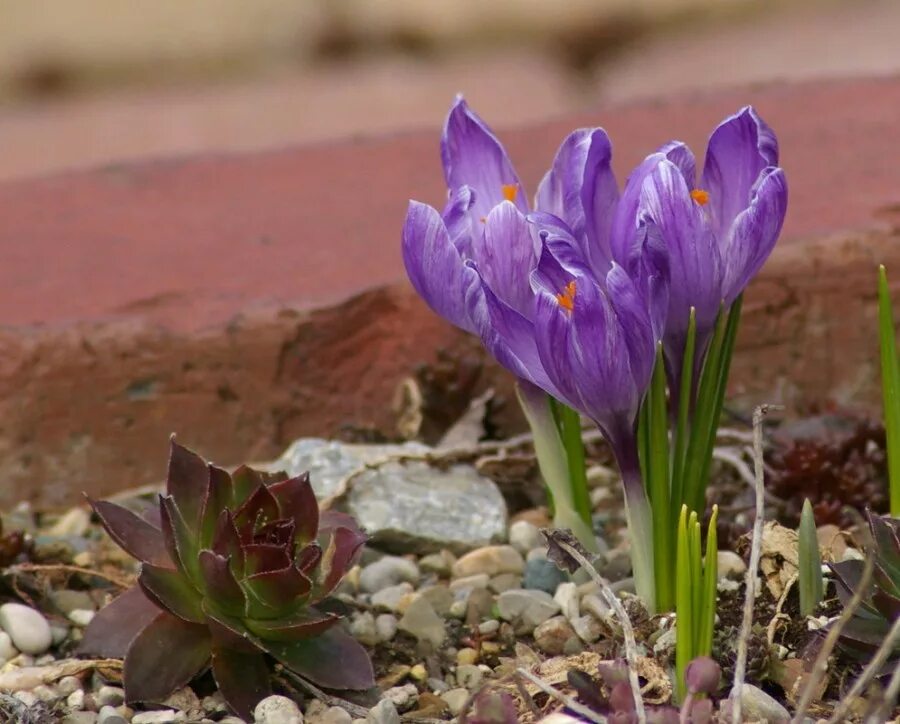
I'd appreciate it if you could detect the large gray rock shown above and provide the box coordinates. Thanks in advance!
[266,439,507,554]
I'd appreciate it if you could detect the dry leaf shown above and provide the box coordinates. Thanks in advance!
[759,521,799,598]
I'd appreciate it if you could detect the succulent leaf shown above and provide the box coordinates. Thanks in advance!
[166,439,211,527]
[268,473,319,545]
[89,499,170,566]
[243,544,292,576]
[233,483,280,534]
[315,526,367,598]
[243,565,312,616]
[79,586,163,659]
[123,610,211,705]
[200,465,233,549]
[211,510,246,577]
[266,626,375,690]
[210,646,272,721]
[243,608,338,642]
[160,495,202,585]
[198,550,246,614]
[139,563,204,624]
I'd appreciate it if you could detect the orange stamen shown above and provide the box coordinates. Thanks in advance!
[502,184,519,202]
[555,280,577,312]
[690,188,710,206]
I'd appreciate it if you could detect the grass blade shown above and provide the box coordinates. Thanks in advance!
[671,307,697,516]
[698,505,719,655]
[675,505,693,702]
[879,266,900,516]
[554,402,593,530]
[798,498,823,617]
[647,344,673,611]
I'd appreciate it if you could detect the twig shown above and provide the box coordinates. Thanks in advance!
[827,616,900,723]
[516,667,607,724]
[513,675,542,719]
[552,538,646,724]
[866,654,900,724]
[731,404,780,724]
[791,547,876,722]
[5,563,134,590]
[766,573,797,645]
[275,666,369,719]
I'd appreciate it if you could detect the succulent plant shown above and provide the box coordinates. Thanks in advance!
[831,510,900,661]
[79,439,374,719]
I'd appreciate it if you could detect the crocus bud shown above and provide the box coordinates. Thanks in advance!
[684,656,721,695]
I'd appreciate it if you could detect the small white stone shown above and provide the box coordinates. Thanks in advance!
[382,683,417,710]
[58,675,82,696]
[50,624,70,646]
[452,545,524,578]
[35,653,56,665]
[366,698,400,724]
[359,556,420,593]
[132,711,185,724]
[0,631,18,660]
[508,520,541,554]
[33,684,59,702]
[553,582,580,621]
[581,593,610,620]
[254,694,304,724]
[47,507,92,537]
[455,664,483,689]
[67,688,86,709]
[572,614,603,643]
[370,583,414,612]
[0,603,53,655]
[13,689,37,707]
[440,688,470,716]
[307,705,352,724]
[69,609,96,627]
[374,614,398,643]
[97,685,126,707]
[717,551,747,579]
[98,705,128,724]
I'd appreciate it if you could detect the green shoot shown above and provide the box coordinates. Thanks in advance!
[798,498,824,617]
[878,266,900,515]
[647,344,673,612]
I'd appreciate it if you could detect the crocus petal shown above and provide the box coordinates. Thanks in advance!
[721,167,788,302]
[442,185,477,254]
[605,263,656,395]
[465,264,561,398]
[701,106,779,237]
[402,200,480,334]
[531,246,636,426]
[639,158,723,343]
[535,128,618,278]
[610,142,695,273]
[441,96,526,221]
[470,201,537,316]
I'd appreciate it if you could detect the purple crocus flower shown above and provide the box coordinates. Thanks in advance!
[631,107,788,362]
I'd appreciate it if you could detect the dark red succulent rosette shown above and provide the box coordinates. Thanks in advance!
[79,438,373,719]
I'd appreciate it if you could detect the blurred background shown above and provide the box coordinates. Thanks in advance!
[0,0,897,181]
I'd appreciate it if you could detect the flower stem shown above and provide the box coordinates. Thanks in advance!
[516,381,597,552]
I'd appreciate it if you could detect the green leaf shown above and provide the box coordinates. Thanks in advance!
[671,307,697,516]
[688,512,702,646]
[879,266,900,516]
[553,402,593,532]
[646,344,673,612]
[798,499,824,617]
[266,627,375,691]
[139,563,204,624]
[698,505,719,655]
[675,505,693,703]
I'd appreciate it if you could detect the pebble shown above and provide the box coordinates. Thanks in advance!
[488,573,521,593]
[0,603,53,655]
[51,623,70,646]
[219,718,247,724]
[349,612,378,646]
[371,583,414,612]
[572,614,603,643]
[409,664,427,681]
[69,608,96,627]
[97,706,128,724]
[14,690,38,707]
[739,684,791,722]
[581,594,610,620]
[132,711,185,723]
[717,551,747,578]
[359,557,420,593]
[477,619,500,636]
[455,664,483,689]
[418,551,456,577]
[383,684,417,711]
[534,615,577,655]
[97,685,126,707]
[496,589,560,632]
[254,694,304,724]
[554,582,580,621]
[33,684,59,701]
[0,631,18,661]
[308,705,352,724]
[448,573,490,594]
[366,698,401,724]
[452,545,524,578]
[417,585,454,616]
[374,613,398,643]
[68,689,86,709]
[508,520,542,554]
[456,647,478,665]
[465,587,495,621]
[58,675,82,696]
[522,557,567,594]
[63,713,99,724]
[398,596,445,648]
[48,507,92,537]
[440,689,470,716]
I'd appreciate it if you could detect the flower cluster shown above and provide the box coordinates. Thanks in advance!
[403,96,786,460]
[79,439,373,719]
